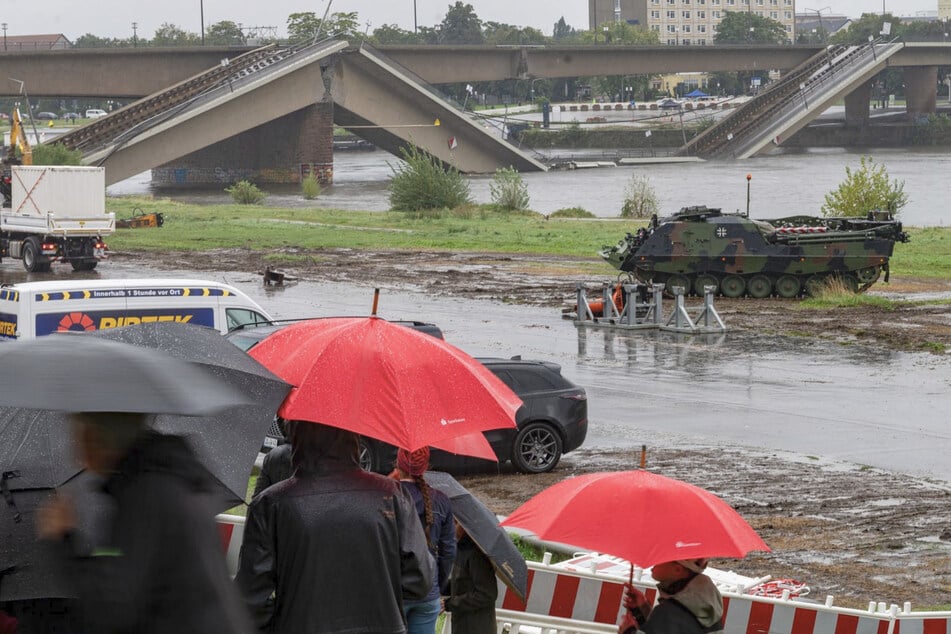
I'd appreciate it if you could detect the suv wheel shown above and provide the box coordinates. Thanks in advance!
[358,437,380,473]
[512,422,563,474]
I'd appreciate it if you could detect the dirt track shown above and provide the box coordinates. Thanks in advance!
[120,246,951,609]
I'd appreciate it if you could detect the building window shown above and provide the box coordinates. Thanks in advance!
[698,24,707,32]
[667,24,677,32]
[699,38,707,44]
[668,10,676,18]
[770,11,777,18]
[651,10,661,17]
[667,38,678,44]
[698,10,705,18]
[682,10,691,18]
[784,10,791,18]
[652,24,661,30]
[682,38,691,44]
[683,24,691,32]
[726,0,735,5]
[713,10,721,17]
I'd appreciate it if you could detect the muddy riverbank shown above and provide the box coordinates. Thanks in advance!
[113,246,951,609]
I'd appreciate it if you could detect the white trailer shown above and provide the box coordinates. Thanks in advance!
[2,165,114,272]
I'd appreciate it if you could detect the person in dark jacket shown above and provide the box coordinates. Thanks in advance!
[389,447,455,634]
[236,421,434,633]
[36,411,253,634]
[252,420,292,498]
[618,559,723,634]
[443,524,498,634]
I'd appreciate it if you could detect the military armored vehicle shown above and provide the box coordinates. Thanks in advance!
[600,206,909,298]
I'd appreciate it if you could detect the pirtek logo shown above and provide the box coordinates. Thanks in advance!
[56,313,195,332]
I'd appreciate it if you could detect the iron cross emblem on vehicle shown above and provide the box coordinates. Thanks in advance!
[715,226,728,238]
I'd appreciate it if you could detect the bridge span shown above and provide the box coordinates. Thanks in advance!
[1,44,950,97]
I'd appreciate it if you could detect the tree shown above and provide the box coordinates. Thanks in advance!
[553,17,577,41]
[152,23,200,46]
[713,12,788,45]
[439,2,485,44]
[74,33,129,48]
[205,21,246,46]
[287,11,361,43]
[621,174,659,218]
[821,156,908,217]
[371,24,423,45]
[578,22,659,45]
[829,13,896,45]
[483,22,546,45]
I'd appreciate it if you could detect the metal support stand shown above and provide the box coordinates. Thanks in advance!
[694,286,727,332]
[662,286,697,332]
[570,281,727,334]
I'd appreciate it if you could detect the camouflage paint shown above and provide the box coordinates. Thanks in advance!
[600,207,909,297]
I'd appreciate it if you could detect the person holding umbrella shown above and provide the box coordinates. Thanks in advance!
[389,447,455,634]
[442,522,499,634]
[235,420,434,633]
[618,559,723,634]
[36,412,254,634]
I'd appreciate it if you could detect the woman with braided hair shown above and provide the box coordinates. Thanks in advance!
[390,447,456,634]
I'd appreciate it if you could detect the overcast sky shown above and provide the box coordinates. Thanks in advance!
[9,1,939,41]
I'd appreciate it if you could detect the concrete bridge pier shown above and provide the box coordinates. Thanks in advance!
[904,66,938,120]
[844,83,872,125]
[152,101,335,188]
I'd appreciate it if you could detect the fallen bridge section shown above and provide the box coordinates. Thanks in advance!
[79,40,347,186]
[683,38,905,160]
[332,44,546,174]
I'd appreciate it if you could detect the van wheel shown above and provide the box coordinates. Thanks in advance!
[22,238,49,273]
[512,422,563,474]
[71,259,98,271]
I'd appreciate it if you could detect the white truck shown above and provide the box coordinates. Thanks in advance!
[1,165,114,272]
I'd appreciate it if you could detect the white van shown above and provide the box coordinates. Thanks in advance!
[85,109,108,119]
[0,278,271,340]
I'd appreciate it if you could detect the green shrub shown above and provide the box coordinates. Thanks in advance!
[31,143,83,165]
[489,166,530,211]
[821,156,908,217]
[550,207,596,218]
[388,145,471,211]
[620,173,659,218]
[225,180,266,205]
[301,174,321,200]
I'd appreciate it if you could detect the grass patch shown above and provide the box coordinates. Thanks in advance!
[919,341,947,354]
[511,535,573,564]
[103,197,951,284]
[800,277,898,310]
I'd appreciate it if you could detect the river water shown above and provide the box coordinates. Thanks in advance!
[107,146,951,227]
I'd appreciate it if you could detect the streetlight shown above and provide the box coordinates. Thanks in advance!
[804,7,831,43]
[200,0,205,45]
[132,22,138,47]
[2,23,7,51]
[413,0,418,34]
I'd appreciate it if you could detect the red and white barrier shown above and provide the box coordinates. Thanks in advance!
[215,515,951,634]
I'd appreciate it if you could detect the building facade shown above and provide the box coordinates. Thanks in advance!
[940,0,951,22]
[589,0,797,45]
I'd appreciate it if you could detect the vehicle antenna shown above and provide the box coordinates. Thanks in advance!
[745,173,752,217]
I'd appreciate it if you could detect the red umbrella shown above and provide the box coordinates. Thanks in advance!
[501,470,769,569]
[432,432,499,462]
[248,317,521,455]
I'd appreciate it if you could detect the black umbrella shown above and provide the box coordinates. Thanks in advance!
[426,470,527,601]
[0,323,291,601]
[0,334,247,415]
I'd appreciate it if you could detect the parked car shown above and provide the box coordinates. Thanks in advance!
[657,98,683,110]
[85,109,108,119]
[35,112,58,120]
[62,112,81,120]
[358,356,587,474]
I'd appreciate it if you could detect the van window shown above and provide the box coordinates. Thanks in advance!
[227,308,270,331]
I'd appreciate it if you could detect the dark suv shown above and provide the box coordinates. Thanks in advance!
[359,356,587,474]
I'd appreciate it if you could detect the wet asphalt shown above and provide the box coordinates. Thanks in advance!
[46,261,948,485]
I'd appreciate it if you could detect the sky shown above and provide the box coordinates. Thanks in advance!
[7,1,940,41]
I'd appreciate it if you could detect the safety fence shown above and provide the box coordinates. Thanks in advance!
[213,516,951,634]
